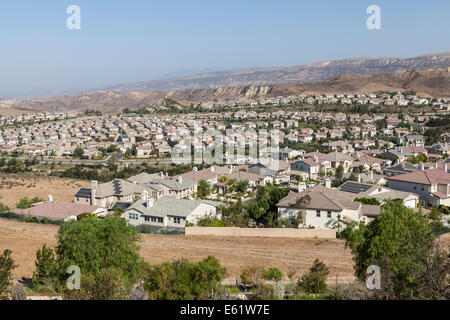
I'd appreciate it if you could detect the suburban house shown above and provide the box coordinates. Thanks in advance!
[13,196,107,221]
[383,162,418,177]
[127,172,198,199]
[247,160,291,183]
[75,179,147,208]
[178,167,218,185]
[125,195,220,228]
[342,171,387,185]
[338,181,419,208]
[276,185,361,229]
[387,165,450,207]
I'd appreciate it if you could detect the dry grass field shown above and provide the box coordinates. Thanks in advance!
[2,218,448,285]
[0,218,357,284]
[0,175,91,209]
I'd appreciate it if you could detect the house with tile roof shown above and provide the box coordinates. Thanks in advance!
[276,185,361,229]
[75,179,147,208]
[387,165,450,206]
[338,181,419,208]
[13,196,107,221]
[125,195,220,228]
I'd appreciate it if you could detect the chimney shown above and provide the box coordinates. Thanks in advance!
[298,182,306,192]
[141,190,148,201]
[445,163,448,172]
[419,163,425,171]
[91,189,96,206]
[177,176,183,184]
[210,166,214,173]
[357,174,362,183]
[434,162,438,169]
[193,167,198,172]
[48,194,53,202]
[313,154,319,163]
[91,180,98,188]
[370,171,374,179]
[146,198,154,209]
[325,179,331,189]
[159,172,164,178]
[133,180,137,185]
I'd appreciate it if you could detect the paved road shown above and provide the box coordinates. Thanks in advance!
[6,156,190,165]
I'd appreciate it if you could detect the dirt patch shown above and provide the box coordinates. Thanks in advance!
[0,175,90,209]
[0,219,356,284]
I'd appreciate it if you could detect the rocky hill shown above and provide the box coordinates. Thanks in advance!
[1,67,448,113]
[105,52,450,93]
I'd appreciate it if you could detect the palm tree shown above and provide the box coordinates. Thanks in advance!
[295,195,311,228]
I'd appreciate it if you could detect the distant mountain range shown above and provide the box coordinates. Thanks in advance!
[1,67,449,114]
[104,52,450,93]
[0,52,449,114]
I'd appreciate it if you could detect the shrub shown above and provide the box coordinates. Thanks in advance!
[144,256,226,300]
[240,266,266,288]
[264,267,284,282]
[10,284,27,300]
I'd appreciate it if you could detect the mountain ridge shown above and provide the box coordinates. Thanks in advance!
[1,67,448,113]
[103,52,450,93]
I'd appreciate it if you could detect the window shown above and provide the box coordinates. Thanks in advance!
[327,211,332,218]
[129,213,138,220]
[174,217,181,224]
[316,210,321,217]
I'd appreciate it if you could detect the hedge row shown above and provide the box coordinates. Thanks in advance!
[0,211,64,226]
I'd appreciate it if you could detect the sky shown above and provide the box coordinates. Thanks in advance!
[0,0,449,98]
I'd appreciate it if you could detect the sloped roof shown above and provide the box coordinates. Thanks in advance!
[387,168,450,186]
[127,172,162,184]
[127,196,219,218]
[13,200,103,220]
[276,185,360,211]
[94,179,146,197]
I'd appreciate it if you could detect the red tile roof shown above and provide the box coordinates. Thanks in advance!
[387,168,450,186]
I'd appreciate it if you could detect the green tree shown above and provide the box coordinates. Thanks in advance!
[32,244,57,287]
[236,180,250,193]
[56,217,144,289]
[428,207,444,228]
[295,195,311,227]
[16,197,43,209]
[344,201,448,299]
[298,259,330,294]
[265,267,284,282]
[113,206,124,217]
[197,179,211,198]
[0,249,17,299]
[335,164,344,180]
[73,146,84,158]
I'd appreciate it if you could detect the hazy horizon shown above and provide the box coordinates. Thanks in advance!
[1,0,449,99]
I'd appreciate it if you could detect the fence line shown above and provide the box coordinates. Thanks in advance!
[185,227,336,239]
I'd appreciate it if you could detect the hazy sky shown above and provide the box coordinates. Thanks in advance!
[0,0,449,98]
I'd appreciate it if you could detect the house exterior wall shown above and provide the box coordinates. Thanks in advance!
[387,180,436,205]
[278,206,360,229]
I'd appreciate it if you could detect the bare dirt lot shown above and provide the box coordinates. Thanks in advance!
[0,218,357,284]
[0,175,90,208]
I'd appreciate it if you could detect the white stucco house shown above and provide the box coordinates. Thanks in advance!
[125,195,220,228]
